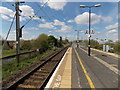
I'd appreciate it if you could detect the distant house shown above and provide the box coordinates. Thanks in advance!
[0,36,16,49]
[7,41,16,49]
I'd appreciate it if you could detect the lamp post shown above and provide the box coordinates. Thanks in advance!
[80,4,101,56]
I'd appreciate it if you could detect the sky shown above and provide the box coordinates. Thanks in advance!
[0,0,119,42]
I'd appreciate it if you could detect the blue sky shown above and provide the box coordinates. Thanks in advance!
[0,1,119,42]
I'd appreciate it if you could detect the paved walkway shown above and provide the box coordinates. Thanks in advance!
[45,47,72,89]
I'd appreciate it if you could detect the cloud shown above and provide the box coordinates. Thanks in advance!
[75,12,101,25]
[0,5,43,22]
[54,19,65,26]
[105,23,118,30]
[67,19,74,23]
[40,18,46,22]
[96,31,101,34]
[29,35,37,40]
[57,25,72,33]
[2,32,16,40]
[102,16,112,23]
[74,12,112,25]
[20,16,27,22]
[3,0,16,1]
[32,16,46,22]
[41,0,67,10]
[0,6,33,22]
[107,29,117,33]
[19,5,35,17]
[0,14,9,20]
[5,30,29,40]
[0,6,15,17]
[3,0,25,2]
[106,29,118,38]
[25,27,38,30]
[105,23,118,37]
[30,27,38,30]
[11,30,29,35]
[48,31,52,33]
[38,22,55,29]
[8,33,16,40]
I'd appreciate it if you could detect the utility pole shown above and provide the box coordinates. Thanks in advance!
[15,2,20,64]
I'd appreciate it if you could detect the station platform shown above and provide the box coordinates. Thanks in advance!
[45,45,119,89]
[45,47,72,89]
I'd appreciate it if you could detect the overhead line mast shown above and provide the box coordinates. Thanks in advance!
[15,2,20,64]
[15,1,25,64]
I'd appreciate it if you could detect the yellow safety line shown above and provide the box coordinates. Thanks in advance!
[74,48,95,89]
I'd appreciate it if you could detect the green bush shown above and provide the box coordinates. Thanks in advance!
[20,40,32,50]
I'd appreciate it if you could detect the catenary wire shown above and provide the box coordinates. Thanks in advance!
[3,12,16,47]
[21,0,50,28]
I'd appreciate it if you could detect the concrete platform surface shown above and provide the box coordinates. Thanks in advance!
[45,47,72,89]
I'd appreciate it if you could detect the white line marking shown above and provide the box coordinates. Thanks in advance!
[45,48,70,89]
[56,75,61,81]
[76,64,82,88]
[93,56,120,75]
[110,64,118,67]
[53,82,60,88]
[73,54,82,88]
[79,47,120,76]
[52,75,62,88]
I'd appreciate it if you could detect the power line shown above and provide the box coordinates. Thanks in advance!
[2,12,16,47]
[35,3,51,21]
[21,0,50,28]
[6,2,15,7]
[29,16,42,24]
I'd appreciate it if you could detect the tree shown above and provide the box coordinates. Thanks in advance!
[62,39,69,45]
[113,41,120,54]
[83,39,100,49]
[20,40,31,50]
[104,42,114,47]
[33,34,49,51]
[47,35,58,48]
[91,40,99,49]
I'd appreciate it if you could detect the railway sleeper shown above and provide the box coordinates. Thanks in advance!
[21,80,42,85]
[18,84,39,89]
[33,73,48,77]
[29,76,46,80]
[37,71,50,74]
[34,72,49,75]
[24,79,41,83]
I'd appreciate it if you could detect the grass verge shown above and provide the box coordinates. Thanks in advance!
[2,49,31,57]
[2,47,59,79]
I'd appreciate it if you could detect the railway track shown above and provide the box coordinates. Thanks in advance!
[2,46,70,90]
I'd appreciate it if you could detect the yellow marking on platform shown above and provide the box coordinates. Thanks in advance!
[74,48,95,89]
